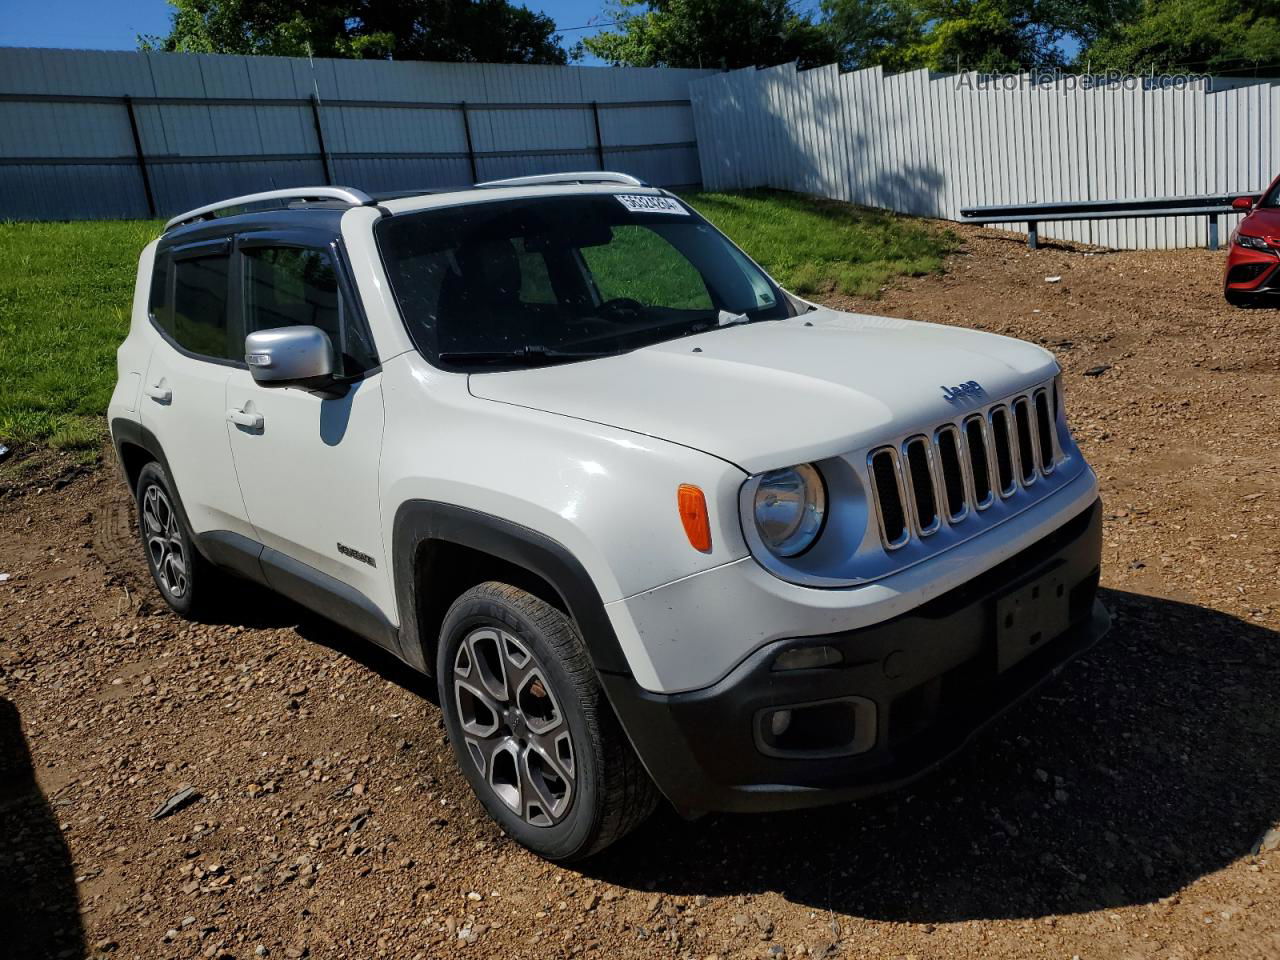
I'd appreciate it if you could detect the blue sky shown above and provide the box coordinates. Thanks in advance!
[0,0,623,63]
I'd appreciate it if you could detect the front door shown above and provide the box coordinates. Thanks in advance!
[223,234,394,629]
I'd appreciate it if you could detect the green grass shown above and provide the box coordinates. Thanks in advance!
[0,191,953,452]
[582,225,715,309]
[684,189,956,299]
[0,219,161,450]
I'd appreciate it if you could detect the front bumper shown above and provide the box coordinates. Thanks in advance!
[1224,242,1280,292]
[603,500,1107,816]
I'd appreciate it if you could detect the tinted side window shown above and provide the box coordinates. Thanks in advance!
[172,254,234,360]
[243,246,376,375]
[148,251,174,335]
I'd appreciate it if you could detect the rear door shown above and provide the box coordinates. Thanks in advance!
[223,232,394,627]
[139,239,254,539]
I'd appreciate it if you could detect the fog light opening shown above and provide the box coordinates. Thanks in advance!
[769,709,793,738]
[755,697,877,759]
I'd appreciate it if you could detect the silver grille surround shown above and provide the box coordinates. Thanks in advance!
[868,383,1065,552]
[933,423,972,523]
[737,377,1083,589]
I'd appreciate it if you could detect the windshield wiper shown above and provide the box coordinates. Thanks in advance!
[438,346,616,366]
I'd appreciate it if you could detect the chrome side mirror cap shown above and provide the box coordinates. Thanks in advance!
[245,326,335,390]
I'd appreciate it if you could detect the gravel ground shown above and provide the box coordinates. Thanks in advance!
[2,225,1279,960]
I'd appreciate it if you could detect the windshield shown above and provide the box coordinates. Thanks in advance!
[374,193,794,368]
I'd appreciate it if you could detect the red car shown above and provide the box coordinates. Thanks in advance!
[1225,174,1280,306]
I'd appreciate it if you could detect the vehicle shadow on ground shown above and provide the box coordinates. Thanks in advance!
[296,614,439,704]
[585,588,1280,922]
[203,587,438,703]
[0,697,85,958]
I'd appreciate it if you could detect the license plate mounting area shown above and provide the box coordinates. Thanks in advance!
[995,566,1071,673]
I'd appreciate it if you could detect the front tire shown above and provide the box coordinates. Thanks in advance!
[437,582,657,860]
[134,461,220,617]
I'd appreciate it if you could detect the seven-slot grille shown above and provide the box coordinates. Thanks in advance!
[866,384,1061,550]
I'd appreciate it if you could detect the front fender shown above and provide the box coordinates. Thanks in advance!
[379,353,749,680]
[391,500,633,676]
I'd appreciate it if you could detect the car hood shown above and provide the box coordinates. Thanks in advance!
[467,309,1059,474]
[1241,206,1280,240]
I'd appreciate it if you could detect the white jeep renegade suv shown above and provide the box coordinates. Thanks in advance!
[109,173,1108,860]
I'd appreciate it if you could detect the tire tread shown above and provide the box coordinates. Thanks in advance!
[442,582,657,859]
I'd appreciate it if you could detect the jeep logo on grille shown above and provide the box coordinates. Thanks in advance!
[941,380,985,403]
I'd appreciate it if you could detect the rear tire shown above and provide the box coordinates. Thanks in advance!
[134,461,222,618]
[437,581,657,860]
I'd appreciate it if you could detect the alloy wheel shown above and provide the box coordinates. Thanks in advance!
[142,484,188,599]
[453,626,575,827]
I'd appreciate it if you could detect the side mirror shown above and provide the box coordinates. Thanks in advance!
[1232,196,1255,211]
[245,326,338,392]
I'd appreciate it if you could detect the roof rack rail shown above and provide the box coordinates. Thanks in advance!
[164,186,375,231]
[474,171,648,189]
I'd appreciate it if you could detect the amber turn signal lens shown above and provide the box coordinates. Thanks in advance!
[677,484,712,553]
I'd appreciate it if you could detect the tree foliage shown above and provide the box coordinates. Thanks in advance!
[822,0,1137,73]
[138,0,1280,77]
[1082,0,1280,75]
[139,0,571,64]
[582,0,838,69]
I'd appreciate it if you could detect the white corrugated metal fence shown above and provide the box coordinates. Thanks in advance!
[691,63,1280,249]
[6,47,1278,243]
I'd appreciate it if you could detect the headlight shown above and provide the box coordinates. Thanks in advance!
[1236,233,1271,251]
[753,463,826,557]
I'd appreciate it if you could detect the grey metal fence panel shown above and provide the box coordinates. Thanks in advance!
[693,63,1279,250]
[0,162,148,219]
[150,158,328,208]
[328,155,469,192]
[0,47,714,220]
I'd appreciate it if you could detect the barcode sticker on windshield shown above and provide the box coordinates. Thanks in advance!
[615,194,688,215]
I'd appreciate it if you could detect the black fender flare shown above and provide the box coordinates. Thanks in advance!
[109,417,206,559]
[391,500,632,679]
[110,416,159,482]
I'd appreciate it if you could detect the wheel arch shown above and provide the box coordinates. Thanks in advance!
[116,437,155,492]
[392,500,631,680]
[109,417,207,562]
[111,418,159,480]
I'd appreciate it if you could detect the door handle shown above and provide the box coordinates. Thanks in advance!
[144,382,171,403]
[226,408,264,430]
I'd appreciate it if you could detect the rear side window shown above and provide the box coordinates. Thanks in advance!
[242,245,377,376]
[148,251,172,334]
[171,254,234,360]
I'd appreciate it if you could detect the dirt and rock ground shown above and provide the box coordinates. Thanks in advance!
[2,224,1279,960]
